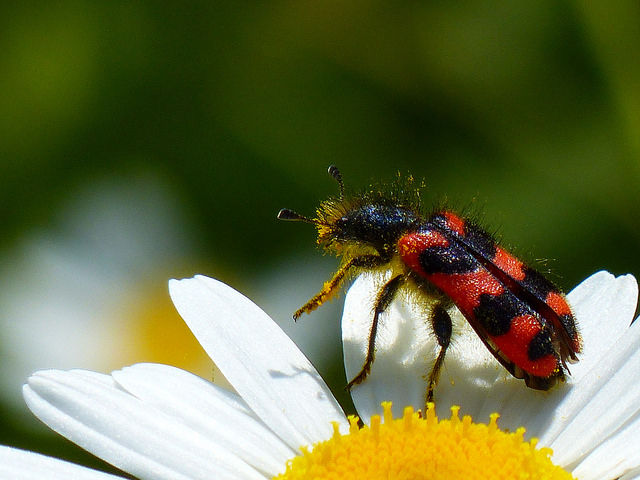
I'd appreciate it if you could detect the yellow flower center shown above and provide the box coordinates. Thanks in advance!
[274,402,575,480]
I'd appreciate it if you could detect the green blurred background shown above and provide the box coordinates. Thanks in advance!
[1,1,639,474]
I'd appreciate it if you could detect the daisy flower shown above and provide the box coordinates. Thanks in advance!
[0,271,637,479]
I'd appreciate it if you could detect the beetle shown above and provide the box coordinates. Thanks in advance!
[278,166,581,402]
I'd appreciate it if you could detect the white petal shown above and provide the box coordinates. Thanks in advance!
[619,467,640,480]
[0,445,123,480]
[24,369,265,480]
[111,363,295,477]
[567,271,638,380]
[571,413,640,480]
[546,318,640,468]
[168,275,347,449]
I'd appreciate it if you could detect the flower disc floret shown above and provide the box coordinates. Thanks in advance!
[275,402,574,480]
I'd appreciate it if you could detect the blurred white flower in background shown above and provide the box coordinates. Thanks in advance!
[0,171,211,423]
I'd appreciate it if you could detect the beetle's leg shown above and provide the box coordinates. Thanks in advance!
[293,254,388,320]
[347,273,406,389]
[425,302,453,407]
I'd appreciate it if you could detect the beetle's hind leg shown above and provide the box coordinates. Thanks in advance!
[347,273,406,390]
[425,302,453,406]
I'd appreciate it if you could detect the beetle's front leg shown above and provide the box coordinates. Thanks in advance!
[293,254,388,320]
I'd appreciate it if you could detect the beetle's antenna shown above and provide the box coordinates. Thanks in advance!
[277,208,318,224]
[278,166,343,224]
[328,165,344,200]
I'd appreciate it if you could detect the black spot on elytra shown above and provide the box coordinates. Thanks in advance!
[473,292,523,337]
[462,222,497,260]
[418,244,477,275]
[521,266,556,299]
[528,329,556,361]
[559,314,579,344]
[430,214,497,260]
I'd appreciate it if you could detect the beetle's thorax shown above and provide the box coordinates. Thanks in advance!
[317,201,421,255]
